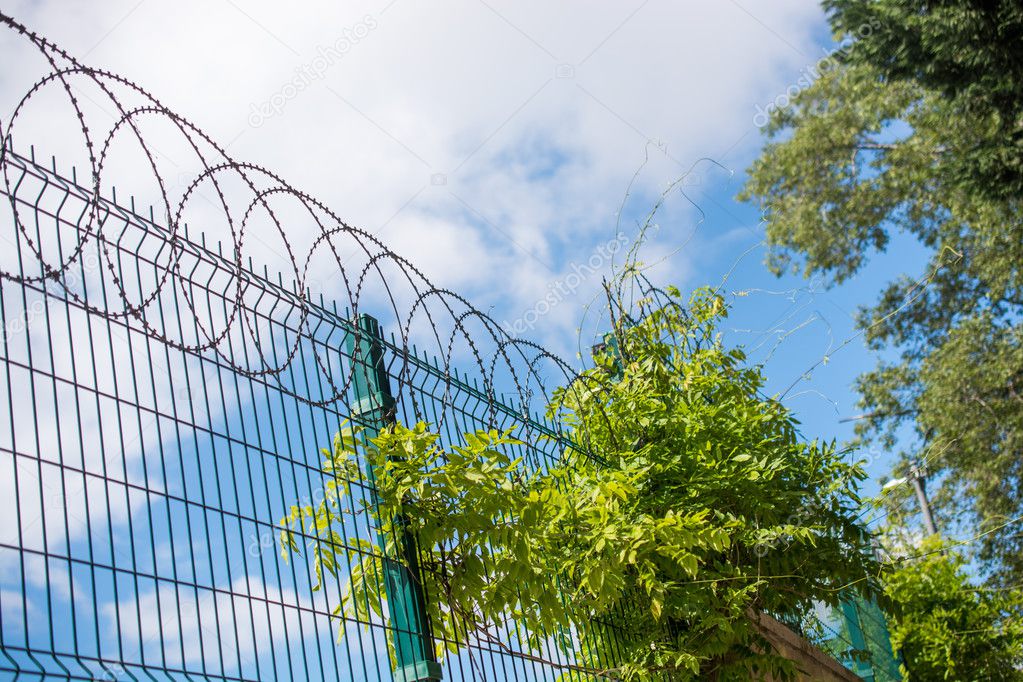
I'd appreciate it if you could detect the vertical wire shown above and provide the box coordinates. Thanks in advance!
[258,288,306,681]
[33,174,71,670]
[93,208,136,670]
[220,276,273,681]
[234,281,290,682]
[73,189,114,677]
[1,163,32,670]
[183,255,228,677]
[288,290,336,681]
[56,174,93,673]
[289,303,346,681]
[21,173,53,670]
[194,261,236,679]
[166,242,210,674]
[150,231,191,675]
[209,269,259,679]
[121,218,164,675]
[306,313,371,682]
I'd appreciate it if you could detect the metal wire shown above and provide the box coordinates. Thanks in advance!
[0,9,902,681]
[0,141,618,680]
[0,10,617,679]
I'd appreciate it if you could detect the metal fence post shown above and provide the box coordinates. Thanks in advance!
[346,313,442,682]
[839,597,875,680]
[841,594,903,681]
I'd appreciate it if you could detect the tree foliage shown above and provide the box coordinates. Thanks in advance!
[280,288,880,680]
[885,538,1023,680]
[741,0,1023,581]
[827,0,1023,201]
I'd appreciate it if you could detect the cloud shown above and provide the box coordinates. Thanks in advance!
[0,2,848,674]
[99,574,325,677]
[1,0,825,353]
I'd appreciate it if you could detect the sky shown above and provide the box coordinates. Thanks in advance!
[0,0,926,455]
[0,1,932,678]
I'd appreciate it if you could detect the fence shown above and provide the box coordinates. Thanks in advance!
[0,141,619,680]
[0,136,640,680]
[802,597,903,681]
[0,10,903,681]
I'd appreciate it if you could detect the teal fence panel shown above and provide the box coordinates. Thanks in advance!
[0,11,902,680]
[0,144,622,680]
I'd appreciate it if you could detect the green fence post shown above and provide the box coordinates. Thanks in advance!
[346,313,442,682]
[840,595,903,681]
[839,596,875,680]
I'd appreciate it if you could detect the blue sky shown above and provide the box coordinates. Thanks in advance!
[0,1,936,677]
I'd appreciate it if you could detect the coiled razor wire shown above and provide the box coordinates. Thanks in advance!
[0,12,905,681]
[0,10,598,445]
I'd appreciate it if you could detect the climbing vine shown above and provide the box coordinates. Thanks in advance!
[281,287,881,680]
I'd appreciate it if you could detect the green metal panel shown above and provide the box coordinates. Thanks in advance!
[847,596,903,681]
[840,596,875,680]
[346,314,442,682]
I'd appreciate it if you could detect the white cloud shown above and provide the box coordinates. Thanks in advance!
[1,0,825,354]
[0,1,840,672]
[100,574,325,676]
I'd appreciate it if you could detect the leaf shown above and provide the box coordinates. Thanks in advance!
[650,594,663,621]
[587,563,605,596]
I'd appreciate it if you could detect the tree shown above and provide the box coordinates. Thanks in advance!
[740,0,1023,582]
[885,538,1023,680]
[827,0,1023,202]
[280,288,881,680]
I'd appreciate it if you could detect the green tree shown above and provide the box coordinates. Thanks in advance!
[740,0,1023,581]
[885,538,1023,680]
[827,0,1023,201]
[280,288,881,680]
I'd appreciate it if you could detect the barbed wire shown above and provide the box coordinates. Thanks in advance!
[0,10,594,444]
[0,10,920,679]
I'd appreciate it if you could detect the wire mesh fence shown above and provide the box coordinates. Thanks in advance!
[6,122,652,678]
[805,597,903,682]
[0,9,904,681]
[0,143,626,680]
